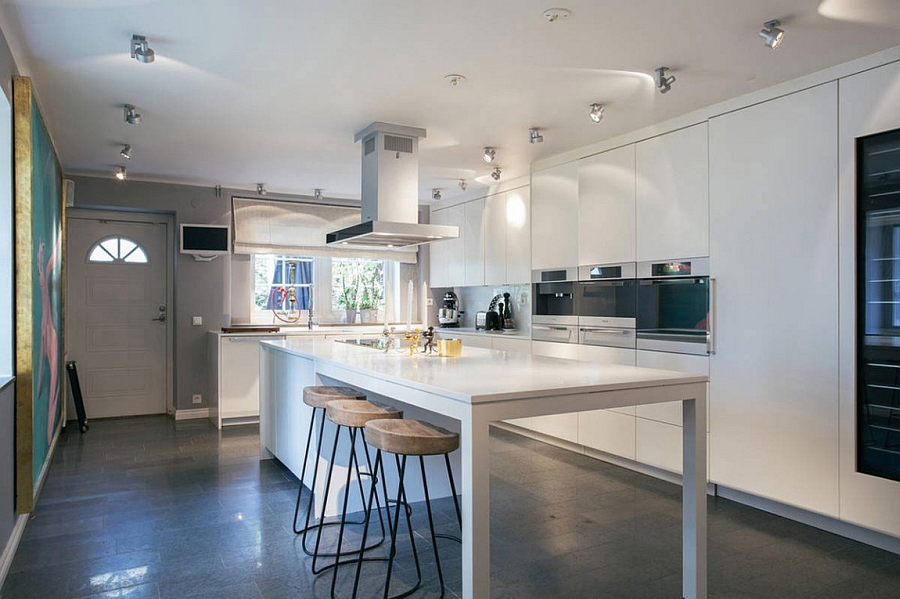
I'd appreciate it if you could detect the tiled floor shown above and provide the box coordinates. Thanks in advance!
[2,416,899,598]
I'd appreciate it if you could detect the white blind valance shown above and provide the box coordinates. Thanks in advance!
[232,197,417,263]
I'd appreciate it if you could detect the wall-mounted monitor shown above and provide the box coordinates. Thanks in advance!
[180,224,231,255]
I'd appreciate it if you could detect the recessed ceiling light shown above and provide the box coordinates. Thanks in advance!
[115,166,126,180]
[542,8,571,22]
[529,128,543,144]
[759,19,785,49]
[654,67,675,94]
[444,74,467,86]
[120,144,131,159]
[130,34,155,63]
[491,167,502,181]
[124,104,141,125]
[482,147,496,163]
[589,103,605,123]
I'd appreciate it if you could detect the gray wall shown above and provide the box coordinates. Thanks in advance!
[69,176,235,411]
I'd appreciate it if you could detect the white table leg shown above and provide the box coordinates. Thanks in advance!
[461,414,491,599]
[682,394,708,599]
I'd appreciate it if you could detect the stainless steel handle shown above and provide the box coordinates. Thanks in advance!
[534,325,570,331]
[227,336,284,342]
[152,314,167,322]
[580,328,629,335]
[708,277,717,355]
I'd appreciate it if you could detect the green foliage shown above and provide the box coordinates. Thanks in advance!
[331,259,384,311]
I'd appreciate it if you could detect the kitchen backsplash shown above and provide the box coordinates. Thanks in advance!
[449,285,530,333]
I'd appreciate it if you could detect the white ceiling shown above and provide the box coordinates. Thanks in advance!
[2,0,900,202]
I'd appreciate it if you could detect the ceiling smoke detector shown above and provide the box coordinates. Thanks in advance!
[542,8,571,22]
[444,74,467,86]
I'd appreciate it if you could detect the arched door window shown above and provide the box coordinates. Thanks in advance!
[87,237,148,264]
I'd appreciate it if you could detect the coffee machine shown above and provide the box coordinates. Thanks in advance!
[438,291,460,328]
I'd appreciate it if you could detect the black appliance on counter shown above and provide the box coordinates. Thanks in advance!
[532,267,578,343]
[636,257,711,356]
[577,262,637,349]
[438,291,460,328]
[857,127,900,482]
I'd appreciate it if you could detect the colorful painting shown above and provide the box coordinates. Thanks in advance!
[14,76,64,513]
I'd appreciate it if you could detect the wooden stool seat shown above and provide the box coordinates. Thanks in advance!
[365,419,459,457]
[303,385,366,409]
[326,399,402,429]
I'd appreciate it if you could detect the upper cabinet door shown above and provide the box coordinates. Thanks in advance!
[578,145,636,265]
[636,123,709,260]
[483,192,507,285]
[464,198,485,286]
[445,204,466,286]
[531,162,578,270]
[429,208,449,287]
[505,187,531,284]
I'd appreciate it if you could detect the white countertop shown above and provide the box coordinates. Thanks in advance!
[260,337,706,405]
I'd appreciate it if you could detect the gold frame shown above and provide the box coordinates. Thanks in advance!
[14,76,65,513]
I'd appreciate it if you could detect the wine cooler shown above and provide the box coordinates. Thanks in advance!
[858,127,900,481]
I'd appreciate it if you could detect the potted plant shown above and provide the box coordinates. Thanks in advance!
[337,284,358,324]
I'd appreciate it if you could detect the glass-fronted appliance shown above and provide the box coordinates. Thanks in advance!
[532,268,577,343]
[577,262,636,349]
[636,257,711,356]
[857,127,900,482]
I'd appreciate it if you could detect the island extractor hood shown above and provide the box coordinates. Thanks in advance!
[326,122,459,249]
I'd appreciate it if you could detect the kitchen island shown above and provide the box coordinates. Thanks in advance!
[259,337,708,599]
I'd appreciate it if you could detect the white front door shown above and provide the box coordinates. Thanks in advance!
[66,213,172,418]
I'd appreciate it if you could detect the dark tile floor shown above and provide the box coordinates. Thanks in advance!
[2,416,899,598]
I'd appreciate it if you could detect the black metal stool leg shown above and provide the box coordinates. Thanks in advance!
[383,454,423,599]
[311,424,343,575]
[445,453,462,530]
[294,406,322,534]
[419,456,446,598]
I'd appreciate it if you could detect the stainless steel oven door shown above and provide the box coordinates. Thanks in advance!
[578,325,636,349]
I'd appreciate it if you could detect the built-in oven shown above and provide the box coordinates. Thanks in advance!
[532,267,577,343]
[636,257,712,356]
[577,262,636,349]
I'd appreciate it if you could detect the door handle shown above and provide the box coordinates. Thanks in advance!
[152,314,167,322]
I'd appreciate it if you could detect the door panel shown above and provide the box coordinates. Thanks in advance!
[67,216,170,418]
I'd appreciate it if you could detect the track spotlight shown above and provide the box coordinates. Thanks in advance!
[314,188,323,200]
[491,167,502,181]
[759,20,784,49]
[256,183,267,196]
[482,147,496,163]
[432,188,442,200]
[654,67,675,94]
[528,128,543,144]
[115,166,126,181]
[458,179,467,191]
[589,103,605,123]
[124,104,142,125]
[130,34,155,63]
[120,144,131,160]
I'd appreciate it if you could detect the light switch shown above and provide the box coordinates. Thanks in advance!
[192,316,203,326]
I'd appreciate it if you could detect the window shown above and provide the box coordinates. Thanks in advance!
[252,255,393,325]
[88,237,148,264]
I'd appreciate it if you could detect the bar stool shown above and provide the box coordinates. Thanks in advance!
[293,386,367,554]
[313,399,403,582]
[351,418,462,599]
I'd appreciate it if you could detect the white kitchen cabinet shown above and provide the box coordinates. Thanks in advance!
[636,123,709,261]
[529,340,579,442]
[578,145,636,265]
[505,187,531,284]
[635,351,709,426]
[210,334,286,428]
[577,344,636,415]
[837,61,900,537]
[429,208,450,287]
[531,161,578,270]
[709,82,839,517]
[464,198,485,286]
[483,192,506,285]
[447,331,492,349]
[576,344,637,458]
[445,204,466,286]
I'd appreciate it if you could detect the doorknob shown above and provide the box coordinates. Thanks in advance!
[152,314,167,322]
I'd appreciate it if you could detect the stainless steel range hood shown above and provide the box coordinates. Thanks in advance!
[326,122,459,249]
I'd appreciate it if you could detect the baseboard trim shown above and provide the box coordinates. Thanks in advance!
[174,408,210,421]
[0,514,28,586]
[492,422,900,555]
